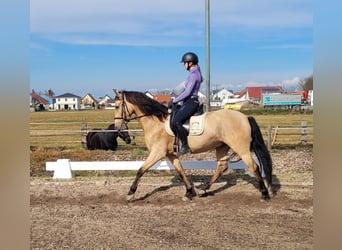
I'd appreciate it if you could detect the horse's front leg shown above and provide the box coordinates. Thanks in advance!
[168,154,196,199]
[127,152,162,197]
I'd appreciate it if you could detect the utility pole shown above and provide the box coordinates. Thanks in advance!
[205,0,211,111]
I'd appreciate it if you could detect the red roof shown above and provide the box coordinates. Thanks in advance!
[153,95,171,104]
[238,86,284,99]
[30,93,49,105]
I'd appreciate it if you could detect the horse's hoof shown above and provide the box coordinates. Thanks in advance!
[184,193,196,201]
[261,192,270,201]
[195,182,210,191]
[185,188,197,200]
[197,189,206,197]
[182,196,191,202]
[126,194,135,202]
[269,185,277,196]
[128,186,136,195]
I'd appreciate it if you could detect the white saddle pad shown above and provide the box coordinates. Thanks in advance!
[165,113,206,136]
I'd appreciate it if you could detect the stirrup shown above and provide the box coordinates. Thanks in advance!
[173,136,180,153]
[177,145,191,156]
[173,144,180,153]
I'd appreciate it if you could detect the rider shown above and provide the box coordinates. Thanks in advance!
[171,52,203,156]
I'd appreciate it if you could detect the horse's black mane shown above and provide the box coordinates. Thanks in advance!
[122,91,168,121]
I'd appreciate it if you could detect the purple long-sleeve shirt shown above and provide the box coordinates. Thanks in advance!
[173,67,202,103]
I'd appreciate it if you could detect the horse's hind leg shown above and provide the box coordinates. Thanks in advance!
[240,152,270,200]
[197,144,229,191]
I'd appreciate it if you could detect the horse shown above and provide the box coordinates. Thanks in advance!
[113,90,273,200]
[86,123,131,151]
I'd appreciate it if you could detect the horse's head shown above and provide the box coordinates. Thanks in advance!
[117,122,131,144]
[112,90,133,145]
[105,123,130,144]
[113,90,133,130]
[113,90,123,127]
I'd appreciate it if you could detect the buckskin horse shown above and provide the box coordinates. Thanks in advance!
[113,90,272,200]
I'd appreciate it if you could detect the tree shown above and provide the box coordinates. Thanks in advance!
[47,89,55,96]
[304,75,313,90]
[299,75,313,90]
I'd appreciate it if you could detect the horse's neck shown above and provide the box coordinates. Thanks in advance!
[138,116,165,132]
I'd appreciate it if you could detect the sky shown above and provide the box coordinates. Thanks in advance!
[30,0,313,99]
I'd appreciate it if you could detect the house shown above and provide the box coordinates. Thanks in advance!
[145,92,171,106]
[41,93,56,110]
[235,86,284,105]
[30,92,50,111]
[153,94,171,106]
[105,99,117,109]
[81,93,98,109]
[55,93,81,110]
[98,94,113,109]
[198,92,207,105]
[212,88,234,101]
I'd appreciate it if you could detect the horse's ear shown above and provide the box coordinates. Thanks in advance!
[113,89,122,99]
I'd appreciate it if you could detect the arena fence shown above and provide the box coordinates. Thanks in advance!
[34,121,311,178]
[30,121,313,150]
[46,159,250,179]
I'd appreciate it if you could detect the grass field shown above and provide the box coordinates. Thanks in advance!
[30,109,313,177]
[30,109,313,149]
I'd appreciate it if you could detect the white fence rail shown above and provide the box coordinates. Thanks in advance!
[46,159,248,179]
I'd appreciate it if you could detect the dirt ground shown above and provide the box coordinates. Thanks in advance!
[31,149,313,250]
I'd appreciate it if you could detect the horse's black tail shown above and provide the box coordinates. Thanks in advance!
[248,116,273,186]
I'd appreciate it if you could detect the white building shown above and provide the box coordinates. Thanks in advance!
[212,88,234,101]
[98,95,112,106]
[97,94,114,109]
[55,93,81,110]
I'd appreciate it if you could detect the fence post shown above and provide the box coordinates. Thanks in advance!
[267,125,272,151]
[81,122,87,149]
[301,121,307,145]
[53,159,74,178]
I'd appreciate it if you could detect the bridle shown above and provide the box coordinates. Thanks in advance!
[114,96,131,122]
[116,122,130,143]
[114,93,151,125]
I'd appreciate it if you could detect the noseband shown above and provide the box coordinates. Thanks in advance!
[113,96,131,138]
[117,122,129,140]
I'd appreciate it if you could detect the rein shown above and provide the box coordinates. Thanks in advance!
[113,113,149,122]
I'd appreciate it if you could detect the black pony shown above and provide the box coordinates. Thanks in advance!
[86,123,131,151]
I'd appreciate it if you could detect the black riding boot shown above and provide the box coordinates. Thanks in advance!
[175,122,191,156]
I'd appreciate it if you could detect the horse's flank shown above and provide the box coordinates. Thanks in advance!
[187,109,251,154]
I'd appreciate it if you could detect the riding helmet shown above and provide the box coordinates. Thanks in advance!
[180,52,199,65]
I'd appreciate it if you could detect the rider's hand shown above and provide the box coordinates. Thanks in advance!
[167,100,173,109]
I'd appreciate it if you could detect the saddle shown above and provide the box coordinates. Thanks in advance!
[165,104,206,137]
